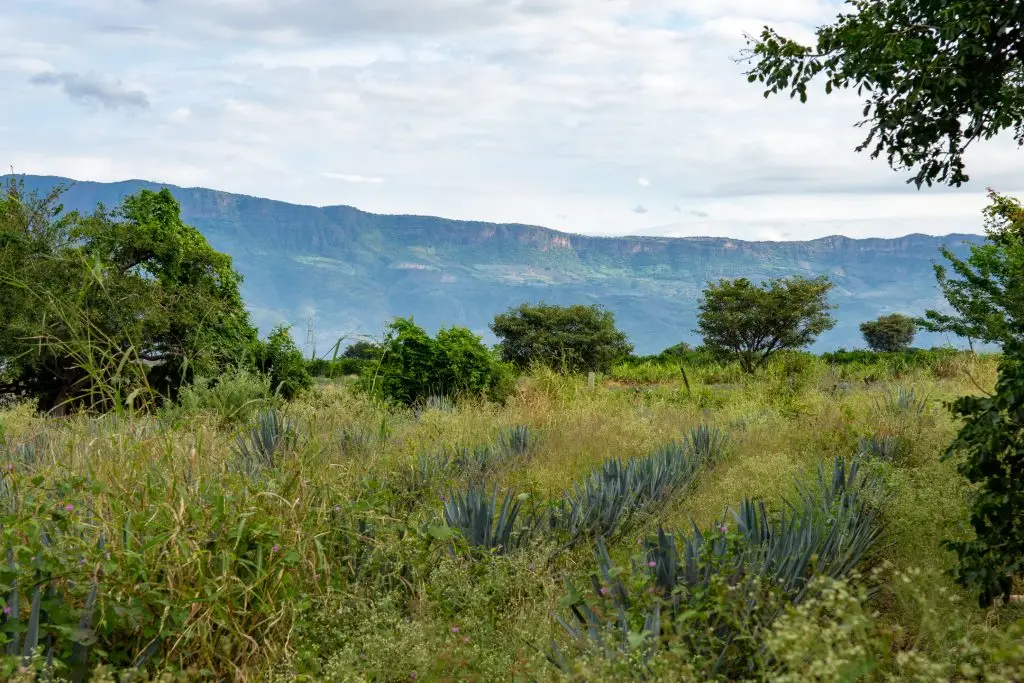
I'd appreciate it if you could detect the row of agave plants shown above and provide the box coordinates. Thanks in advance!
[439,424,731,556]
[550,456,886,677]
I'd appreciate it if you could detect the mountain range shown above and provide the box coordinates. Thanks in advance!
[7,175,984,355]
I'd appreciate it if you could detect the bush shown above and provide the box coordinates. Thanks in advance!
[361,318,514,406]
[860,313,918,352]
[176,366,274,423]
[252,325,313,400]
[490,302,633,373]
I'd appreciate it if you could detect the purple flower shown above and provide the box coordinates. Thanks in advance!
[718,525,728,534]
[648,561,657,568]
[64,503,74,512]
[409,673,418,680]
[599,586,608,596]
[528,563,535,572]
[271,544,280,554]
[3,606,11,616]
[451,625,460,634]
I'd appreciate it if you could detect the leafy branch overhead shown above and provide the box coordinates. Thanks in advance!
[742,0,1024,188]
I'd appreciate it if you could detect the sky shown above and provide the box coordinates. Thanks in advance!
[2,0,1022,241]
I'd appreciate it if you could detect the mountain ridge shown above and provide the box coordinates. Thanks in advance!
[3,174,984,354]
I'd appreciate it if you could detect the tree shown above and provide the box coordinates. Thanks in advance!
[253,325,313,400]
[696,276,836,373]
[0,178,258,412]
[859,313,917,352]
[342,340,383,361]
[919,191,1024,346]
[742,0,1024,188]
[364,317,512,406]
[490,303,633,373]
[942,341,1024,607]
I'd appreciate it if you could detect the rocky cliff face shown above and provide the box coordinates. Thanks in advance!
[9,175,982,354]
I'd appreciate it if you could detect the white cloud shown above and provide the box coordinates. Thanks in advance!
[322,172,385,183]
[0,0,1022,239]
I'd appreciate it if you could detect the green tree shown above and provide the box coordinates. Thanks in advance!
[0,178,258,412]
[859,313,917,352]
[490,303,633,373]
[742,0,1024,188]
[342,340,383,361]
[942,342,1024,607]
[919,191,1024,346]
[696,276,836,373]
[365,317,512,406]
[253,325,313,400]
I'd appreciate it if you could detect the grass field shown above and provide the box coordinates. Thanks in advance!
[2,352,1023,681]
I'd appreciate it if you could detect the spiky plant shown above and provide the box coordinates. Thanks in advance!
[495,425,538,460]
[857,433,906,463]
[442,483,537,554]
[554,456,885,674]
[879,385,929,416]
[230,409,298,479]
[685,423,730,463]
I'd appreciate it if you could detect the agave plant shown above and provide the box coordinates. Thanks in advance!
[495,425,538,460]
[230,409,299,479]
[685,423,730,463]
[857,433,906,463]
[553,456,885,674]
[878,385,929,416]
[442,483,538,553]
[552,458,641,542]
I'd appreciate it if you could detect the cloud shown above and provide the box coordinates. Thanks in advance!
[322,172,385,183]
[2,0,1022,240]
[633,204,649,214]
[29,71,150,110]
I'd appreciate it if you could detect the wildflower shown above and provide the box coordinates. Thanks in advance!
[3,606,11,616]
[451,625,460,634]
[718,524,728,534]
[64,503,74,512]
[599,586,608,596]
[648,561,657,568]
[409,673,418,680]
[528,563,535,572]
[271,544,280,554]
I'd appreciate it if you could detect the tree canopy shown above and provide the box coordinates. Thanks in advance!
[920,191,1024,346]
[743,0,1024,188]
[490,303,633,374]
[860,313,918,352]
[696,276,836,372]
[0,178,261,412]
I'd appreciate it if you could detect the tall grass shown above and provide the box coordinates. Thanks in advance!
[0,352,1017,680]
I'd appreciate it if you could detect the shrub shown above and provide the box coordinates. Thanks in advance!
[252,325,313,400]
[490,302,633,374]
[176,366,274,423]
[362,318,513,406]
[860,313,918,352]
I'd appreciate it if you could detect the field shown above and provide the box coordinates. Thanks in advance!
[2,352,1023,681]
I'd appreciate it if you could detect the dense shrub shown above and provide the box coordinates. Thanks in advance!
[361,318,513,406]
[252,325,313,400]
[490,302,633,373]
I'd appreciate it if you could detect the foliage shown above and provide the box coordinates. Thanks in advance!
[252,325,313,400]
[742,0,1024,188]
[490,302,633,374]
[441,484,539,554]
[307,340,383,378]
[364,318,513,406]
[919,191,1024,346]
[696,276,836,372]
[174,366,274,424]
[552,456,884,678]
[860,313,918,352]
[943,342,1024,607]
[0,177,258,412]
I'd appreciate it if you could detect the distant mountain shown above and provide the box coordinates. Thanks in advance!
[6,175,984,354]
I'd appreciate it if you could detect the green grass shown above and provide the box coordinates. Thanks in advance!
[0,352,1022,681]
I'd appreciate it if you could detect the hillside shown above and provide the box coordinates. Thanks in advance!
[8,175,983,354]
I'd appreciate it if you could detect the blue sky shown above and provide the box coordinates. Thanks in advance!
[2,0,1022,239]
